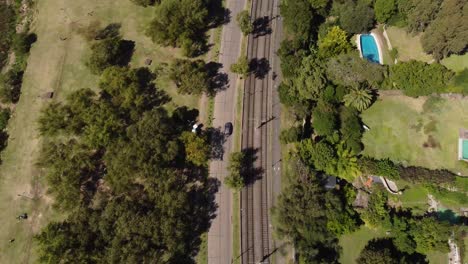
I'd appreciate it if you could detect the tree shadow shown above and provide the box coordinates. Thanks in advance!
[205,61,229,96]
[250,58,270,79]
[207,0,231,29]
[253,16,272,38]
[241,147,263,185]
[207,127,226,160]
[116,39,135,67]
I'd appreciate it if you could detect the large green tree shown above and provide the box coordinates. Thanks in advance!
[343,85,373,111]
[318,26,351,58]
[169,59,209,95]
[387,60,454,97]
[421,0,468,60]
[86,36,134,74]
[280,0,316,41]
[405,0,443,33]
[146,0,208,56]
[333,0,375,34]
[410,217,451,254]
[272,173,341,263]
[374,0,396,23]
[312,100,338,137]
[326,52,386,88]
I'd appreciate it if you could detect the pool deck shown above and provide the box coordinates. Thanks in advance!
[356,33,384,65]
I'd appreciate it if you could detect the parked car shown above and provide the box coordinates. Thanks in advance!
[224,122,233,136]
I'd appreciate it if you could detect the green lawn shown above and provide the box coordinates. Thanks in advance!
[362,95,468,175]
[385,26,433,63]
[441,53,468,73]
[339,226,387,264]
[0,0,194,262]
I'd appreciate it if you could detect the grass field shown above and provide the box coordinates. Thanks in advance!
[441,53,468,73]
[339,226,387,263]
[0,0,197,262]
[385,26,433,63]
[362,95,468,175]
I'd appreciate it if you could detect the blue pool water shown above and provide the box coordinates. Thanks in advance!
[360,34,380,63]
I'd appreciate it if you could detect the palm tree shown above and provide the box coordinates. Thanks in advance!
[343,85,373,111]
[333,142,361,182]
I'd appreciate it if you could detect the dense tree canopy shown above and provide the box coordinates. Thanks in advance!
[317,26,351,59]
[326,52,386,88]
[272,173,342,263]
[280,0,316,41]
[405,0,442,33]
[421,0,468,60]
[386,60,454,97]
[169,59,209,95]
[86,36,134,74]
[333,0,375,34]
[374,0,396,23]
[146,0,209,56]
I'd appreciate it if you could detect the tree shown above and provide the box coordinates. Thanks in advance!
[421,0,468,60]
[38,140,100,210]
[38,102,70,136]
[357,239,401,264]
[180,131,210,166]
[297,139,337,173]
[374,0,396,23]
[99,66,167,120]
[387,60,454,97]
[225,152,245,190]
[237,10,253,35]
[410,217,451,254]
[359,157,400,180]
[360,188,391,228]
[0,107,10,130]
[293,54,328,100]
[146,0,208,56]
[343,85,373,111]
[318,26,351,58]
[86,36,134,74]
[398,166,456,185]
[230,56,250,78]
[280,0,316,41]
[324,190,360,236]
[170,59,209,95]
[339,106,363,154]
[272,174,341,263]
[334,143,361,182]
[333,0,375,34]
[406,0,443,33]
[312,100,338,136]
[326,52,386,88]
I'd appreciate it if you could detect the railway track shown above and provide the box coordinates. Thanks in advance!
[240,0,274,263]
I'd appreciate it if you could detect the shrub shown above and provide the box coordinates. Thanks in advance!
[398,165,456,185]
[0,107,10,130]
[237,10,253,35]
[0,68,24,103]
[279,126,302,144]
[387,60,454,97]
[230,56,250,78]
[312,100,337,137]
[12,32,37,56]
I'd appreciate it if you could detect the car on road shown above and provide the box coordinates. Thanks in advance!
[224,122,233,136]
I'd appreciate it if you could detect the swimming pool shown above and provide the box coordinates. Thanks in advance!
[463,140,468,159]
[360,34,381,64]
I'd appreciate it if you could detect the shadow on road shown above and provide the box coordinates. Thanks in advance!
[206,62,229,95]
[208,127,227,160]
[241,147,263,185]
[250,58,270,79]
[253,16,272,38]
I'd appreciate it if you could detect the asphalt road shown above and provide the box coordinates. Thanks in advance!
[207,0,246,263]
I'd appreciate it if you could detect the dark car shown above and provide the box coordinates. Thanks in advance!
[224,122,233,136]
